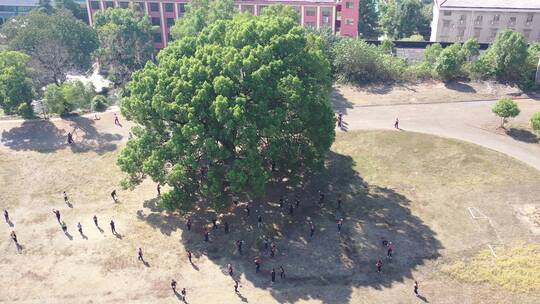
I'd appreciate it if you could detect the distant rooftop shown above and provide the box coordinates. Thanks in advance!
[438,0,540,10]
[0,0,39,6]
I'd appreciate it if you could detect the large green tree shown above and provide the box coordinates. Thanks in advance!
[379,0,430,39]
[434,43,465,80]
[170,0,235,40]
[94,8,155,85]
[358,0,379,39]
[0,10,98,87]
[0,51,35,117]
[119,11,335,211]
[481,30,528,81]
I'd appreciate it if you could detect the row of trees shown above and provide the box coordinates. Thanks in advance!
[324,28,539,89]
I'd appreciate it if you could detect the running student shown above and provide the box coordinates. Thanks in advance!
[67,132,74,144]
[156,184,161,197]
[63,191,69,204]
[10,231,18,244]
[93,215,98,227]
[310,223,315,238]
[110,190,118,202]
[77,222,83,234]
[186,218,192,231]
[414,281,419,296]
[254,258,261,273]
[110,220,116,234]
[4,209,9,223]
[138,248,144,261]
[376,260,383,273]
[53,209,61,222]
[181,288,186,301]
[171,279,177,292]
[114,113,120,126]
[234,280,239,293]
[187,250,192,263]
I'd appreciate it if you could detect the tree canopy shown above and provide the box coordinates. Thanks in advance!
[492,97,520,128]
[481,30,528,82]
[0,10,98,87]
[531,112,540,135]
[170,0,236,40]
[119,11,335,211]
[93,8,155,85]
[379,0,431,39]
[358,0,379,39]
[0,51,35,117]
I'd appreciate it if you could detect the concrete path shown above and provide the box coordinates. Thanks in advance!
[338,98,540,171]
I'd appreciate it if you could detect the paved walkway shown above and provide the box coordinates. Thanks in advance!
[338,98,540,171]
[1,99,539,171]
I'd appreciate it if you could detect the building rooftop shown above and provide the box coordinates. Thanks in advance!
[438,0,540,10]
[0,0,39,6]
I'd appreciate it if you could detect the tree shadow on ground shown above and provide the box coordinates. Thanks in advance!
[444,81,476,93]
[506,128,539,144]
[330,88,354,115]
[137,151,443,303]
[0,115,122,154]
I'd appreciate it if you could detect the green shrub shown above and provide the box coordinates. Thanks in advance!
[43,80,96,115]
[91,95,109,112]
[531,112,540,135]
[401,34,424,41]
[492,97,520,128]
[16,102,34,118]
[434,44,465,80]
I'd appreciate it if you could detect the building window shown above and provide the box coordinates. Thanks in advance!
[306,7,316,17]
[492,14,500,24]
[322,7,332,17]
[443,11,451,16]
[345,18,354,25]
[105,1,114,9]
[523,29,531,39]
[178,3,186,14]
[153,33,162,43]
[526,14,534,25]
[119,2,129,8]
[443,20,450,28]
[509,16,516,25]
[242,5,254,14]
[459,15,466,24]
[151,17,160,26]
[150,3,159,12]
[474,15,483,25]
[90,1,100,10]
[166,18,174,27]
[345,2,354,9]
[165,3,174,12]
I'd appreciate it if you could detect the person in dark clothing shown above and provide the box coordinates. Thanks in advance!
[280,266,285,279]
[187,250,192,263]
[289,204,294,216]
[387,246,393,259]
[319,191,325,206]
[254,258,261,273]
[394,117,399,129]
[271,268,276,282]
[77,222,83,235]
[4,209,9,223]
[181,288,186,301]
[295,197,300,209]
[245,205,250,217]
[10,231,18,244]
[310,223,315,239]
[414,281,419,296]
[228,263,233,276]
[138,248,144,261]
[257,215,263,228]
[53,209,61,222]
[337,113,343,128]
[376,260,383,273]
[212,218,218,230]
[67,132,73,145]
[110,190,118,202]
[236,240,243,255]
[263,237,269,251]
[171,279,177,292]
[234,280,239,293]
[337,195,342,209]
[93,215,98,227]
[186,218,192,231]
[63,191,69,204]
[61,221,68,233]
[279,197,284,209]
[224,221,229,234]
[337,218,343,233]
[114,113,120,126]
[204,230,209,242]
[156,184,161,197]
[110,220,116,234]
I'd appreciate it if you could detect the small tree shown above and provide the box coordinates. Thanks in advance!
[531,112,540,135]
[492,97,520,128]
[434,44,464,80]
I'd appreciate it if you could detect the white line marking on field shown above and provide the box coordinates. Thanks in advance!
[468,207,487,219]
[487,244,497,257]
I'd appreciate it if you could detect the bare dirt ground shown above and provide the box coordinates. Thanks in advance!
[333,81,528,107]
[1,112,540,303]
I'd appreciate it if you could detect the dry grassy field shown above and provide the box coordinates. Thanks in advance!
[1,123,540,303]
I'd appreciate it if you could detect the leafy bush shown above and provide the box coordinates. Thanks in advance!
[17,102,34,118]
[91,95,109,112]
[44,80,96,115]
[531,112,540,135]
[401,34,424,41]
[434,44,465,80]
[492,97,520,128]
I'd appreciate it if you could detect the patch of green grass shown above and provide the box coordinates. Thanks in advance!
[442,244,540,292]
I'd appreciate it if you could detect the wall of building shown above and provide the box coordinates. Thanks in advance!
[87,0,359,49]
[432,8,540,43]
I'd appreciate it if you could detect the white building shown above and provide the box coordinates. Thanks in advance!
[430,0,540,43]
